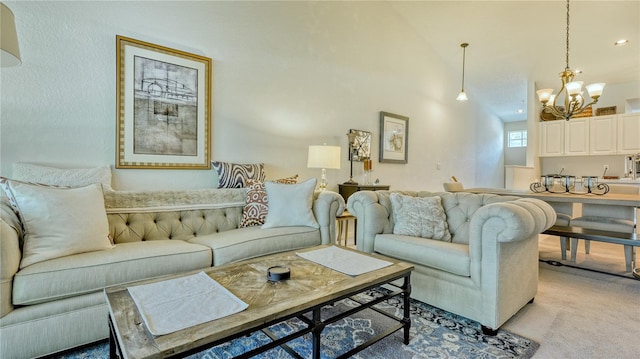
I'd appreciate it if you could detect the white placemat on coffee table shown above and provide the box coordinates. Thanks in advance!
[297,246,392,276]
[128,271,248,336]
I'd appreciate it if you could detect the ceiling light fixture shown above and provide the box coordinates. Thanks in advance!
[536,0,605,121]
[615,39,628,46]
[456,43,469,101]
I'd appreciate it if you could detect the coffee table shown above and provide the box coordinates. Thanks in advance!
[105,245,413,359]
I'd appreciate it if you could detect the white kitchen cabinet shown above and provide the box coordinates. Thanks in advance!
[564,117,589,155]
[540,120,565,157]
[589,115,617,155]
[617,113,640,154]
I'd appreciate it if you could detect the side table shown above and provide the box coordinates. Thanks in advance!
[336,210,357,246]
[338,184,390,203]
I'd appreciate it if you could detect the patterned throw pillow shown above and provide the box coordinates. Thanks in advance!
[212,161,266,188]
[239,175,299,228]
[390,193,452,242]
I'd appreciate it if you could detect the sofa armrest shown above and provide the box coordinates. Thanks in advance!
[346,191,392,253]
[1,206,22,318]
[469,198,555,245]
[467,198,555,288]
[313,190,345,245]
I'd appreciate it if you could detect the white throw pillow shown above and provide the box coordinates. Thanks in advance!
[12,163,113,190]
[390,193,452,242]
[262,178,319,229]
[4,181,114,268]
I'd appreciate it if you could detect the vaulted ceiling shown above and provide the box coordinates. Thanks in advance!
[389,0,639,122]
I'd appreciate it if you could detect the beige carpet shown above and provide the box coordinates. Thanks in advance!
[503,234,640,358]
[344,234,640,358]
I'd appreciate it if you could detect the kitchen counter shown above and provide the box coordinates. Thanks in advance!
[603,179,640,185]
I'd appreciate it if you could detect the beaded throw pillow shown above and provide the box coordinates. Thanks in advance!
[390,193,452,242]
[239,175,299,228]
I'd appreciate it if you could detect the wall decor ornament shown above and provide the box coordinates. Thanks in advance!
[379,111,409,164]
[116,35,212,169]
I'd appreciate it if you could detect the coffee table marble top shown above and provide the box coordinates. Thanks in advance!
[105,245,413,359]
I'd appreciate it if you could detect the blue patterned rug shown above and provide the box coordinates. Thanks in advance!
[55,288,538,358]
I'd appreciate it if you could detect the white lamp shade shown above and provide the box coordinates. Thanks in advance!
[1,3,21,67]
[536,89,554,103]
[565,81,583,96]
[307,145,341,170]
[586,83,605,98]
[456,91,468,101]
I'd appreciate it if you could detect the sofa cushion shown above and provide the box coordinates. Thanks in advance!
[262,178,319,229]
[2,181,114,269]
[390,193,451,241]
[189,225,321,266]
[374,233,470,277]
[12,240,211,305]
[212,161,265,189]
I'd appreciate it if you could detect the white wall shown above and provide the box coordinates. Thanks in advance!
[504,121,527,166]
[0,1,502,191]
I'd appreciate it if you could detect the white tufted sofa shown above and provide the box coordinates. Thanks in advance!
[0,188,344,359]
[347,190,555,334]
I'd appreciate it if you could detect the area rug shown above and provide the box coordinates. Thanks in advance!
[55,288,538,359]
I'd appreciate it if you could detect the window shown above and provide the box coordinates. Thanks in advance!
[508,130,527,148]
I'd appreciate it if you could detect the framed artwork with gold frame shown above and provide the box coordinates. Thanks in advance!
[116,35,212,169]
[379,111,409,164]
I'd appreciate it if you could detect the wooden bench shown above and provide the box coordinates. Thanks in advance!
[542,225,640,278]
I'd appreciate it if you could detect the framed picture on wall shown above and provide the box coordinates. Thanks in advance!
[379,111,409,164]
[116,35,212,169]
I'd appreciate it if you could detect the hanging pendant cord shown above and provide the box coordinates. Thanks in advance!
[565,0,570,71]
[460,43,468,91]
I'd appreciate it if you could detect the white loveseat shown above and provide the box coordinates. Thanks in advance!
[347,190,555,334]
[0,186,344,359]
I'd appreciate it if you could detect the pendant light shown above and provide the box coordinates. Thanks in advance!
[536,0,605,120]
[456,43,469,101]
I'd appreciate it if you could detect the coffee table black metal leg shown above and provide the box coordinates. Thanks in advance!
[402,274,412,345]
[108,316,118,359]
[312,308,324,359]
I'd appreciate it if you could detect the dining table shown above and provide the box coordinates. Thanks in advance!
[463,187,640,278]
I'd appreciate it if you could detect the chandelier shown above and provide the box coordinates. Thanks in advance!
[536,0,605,121]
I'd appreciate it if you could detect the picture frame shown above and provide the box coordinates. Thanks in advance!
[116,35,212,169]
[348,129,372,162]
[379,111,409,164]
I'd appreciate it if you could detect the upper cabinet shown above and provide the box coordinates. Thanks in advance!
[617,114,640,154]
[564,117,589,156]
[540,114,638,157]
[540,120,565,156]
[590,115,617,155]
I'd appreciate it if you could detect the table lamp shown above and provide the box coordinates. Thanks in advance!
[307,145,341,191]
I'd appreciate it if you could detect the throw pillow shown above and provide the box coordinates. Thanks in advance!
[390,193,452,242]
[12,163,113,190]
[239,175,299,228]
[3,180,114,268]
[211,161,266,188]
[262,178,319,229]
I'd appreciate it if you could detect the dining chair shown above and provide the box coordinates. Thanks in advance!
[550,202,574,259]
[569,184,639,271]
